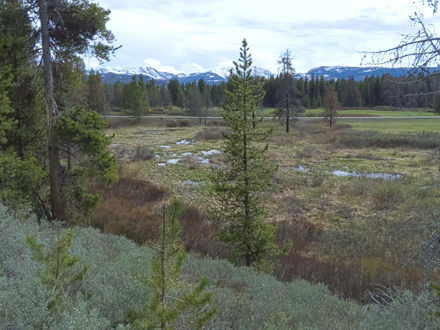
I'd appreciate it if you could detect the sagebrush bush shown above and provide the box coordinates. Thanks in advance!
[1,202,440,329]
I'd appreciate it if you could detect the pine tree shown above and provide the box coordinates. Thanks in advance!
[26,229,88,317]
[343,76,360,107]
[123,75,150,122]
[323,84,340,128]
[0,0,120,221]
[276,49,303,133]
[209,39,285,272]
[133,199,215,330]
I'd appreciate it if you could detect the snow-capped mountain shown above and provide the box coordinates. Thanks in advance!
[86,65,425,84]
[299,66,423,81]
[86,66,275,84]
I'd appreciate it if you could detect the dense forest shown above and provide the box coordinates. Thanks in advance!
[87,68,440,118]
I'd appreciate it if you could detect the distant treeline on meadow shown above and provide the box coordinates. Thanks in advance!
[86,69,440,114]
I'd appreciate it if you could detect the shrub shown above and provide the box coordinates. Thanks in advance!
[180,156,200,170]
[310,171,325,187]
[207,120,227,127]
[296,146,317,159]
[106,118,134,129]
[370,180,404,210]
[335,130,440,149]
[179,204,227,258]
[178,119,189,127]
[195,127,223,141]
[87,168,169,244]
[165,120,178,127]
[131,146,155,161]
[1,202,440,329]
[167,109,186,116]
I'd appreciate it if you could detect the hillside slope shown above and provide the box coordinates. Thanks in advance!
[0,202,438,329]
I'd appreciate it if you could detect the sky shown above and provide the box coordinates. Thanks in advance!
[85,0,436,74]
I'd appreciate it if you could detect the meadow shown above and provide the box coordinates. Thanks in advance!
[95,116,440,302]
[3,115,440,328]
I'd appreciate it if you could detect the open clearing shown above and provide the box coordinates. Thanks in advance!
[103,117,440,300]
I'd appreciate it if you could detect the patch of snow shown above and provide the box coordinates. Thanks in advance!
[186,180,205,186]
[332,170,360,177]
[158,145,171,148]
[201,149,222,156]
[366,173,403,180]
[182,152,192,157]
[158,163,166,167]
[331,169,402,180]
[166,158,180,165]
[176,139,194,145]
[297,165,309,172]
[194,156,210,164]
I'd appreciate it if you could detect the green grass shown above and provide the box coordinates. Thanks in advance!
[341,118,440,132]
[304,108,437,117]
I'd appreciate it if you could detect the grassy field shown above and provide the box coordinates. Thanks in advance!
[303,108,437,117]
[109,106,439,119]
[339,118,440,132]
[98,117,440,300]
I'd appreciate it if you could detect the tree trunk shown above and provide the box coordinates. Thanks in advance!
[286,95,290,133]
[39,0,66,221]
[161,205,166,329]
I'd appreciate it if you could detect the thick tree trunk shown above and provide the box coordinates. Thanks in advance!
[39,0,66,221]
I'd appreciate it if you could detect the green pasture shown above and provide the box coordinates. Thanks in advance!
[303,108,437,117]
[339,118,440,132]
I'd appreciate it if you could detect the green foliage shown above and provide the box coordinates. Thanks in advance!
[0,150,46,205]
[133,199,215,329]
[0,16,47,207]
[123,76,150,122]
[0,73,14,146]
[0,0,118,220]
[209,39,283,272]
[56,106,118,215]
[26,229,89,316]
[323,84,340,128]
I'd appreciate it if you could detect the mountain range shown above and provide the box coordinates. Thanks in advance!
[87,65,431,85]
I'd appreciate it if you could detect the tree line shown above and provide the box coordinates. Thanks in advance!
[264,72,440,110]
[88,70,440,122]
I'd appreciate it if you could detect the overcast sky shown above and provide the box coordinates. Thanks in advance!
[85,0,436,73]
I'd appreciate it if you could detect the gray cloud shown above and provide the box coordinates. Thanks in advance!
[93,0,433,73]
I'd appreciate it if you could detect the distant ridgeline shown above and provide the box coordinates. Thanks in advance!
[85,66,275,85]
[85,65,440,111]
[86,65,435,85]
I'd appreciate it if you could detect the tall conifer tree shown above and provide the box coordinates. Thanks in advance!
[209,39,284,272]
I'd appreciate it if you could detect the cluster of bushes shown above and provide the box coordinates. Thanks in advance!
[336,130,440,149]
[1,202,440,329]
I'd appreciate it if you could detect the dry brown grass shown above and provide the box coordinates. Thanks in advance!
[101,121,440,303]
[179,204,227,258]
[87,168,169,244]
[195,127,224,141]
